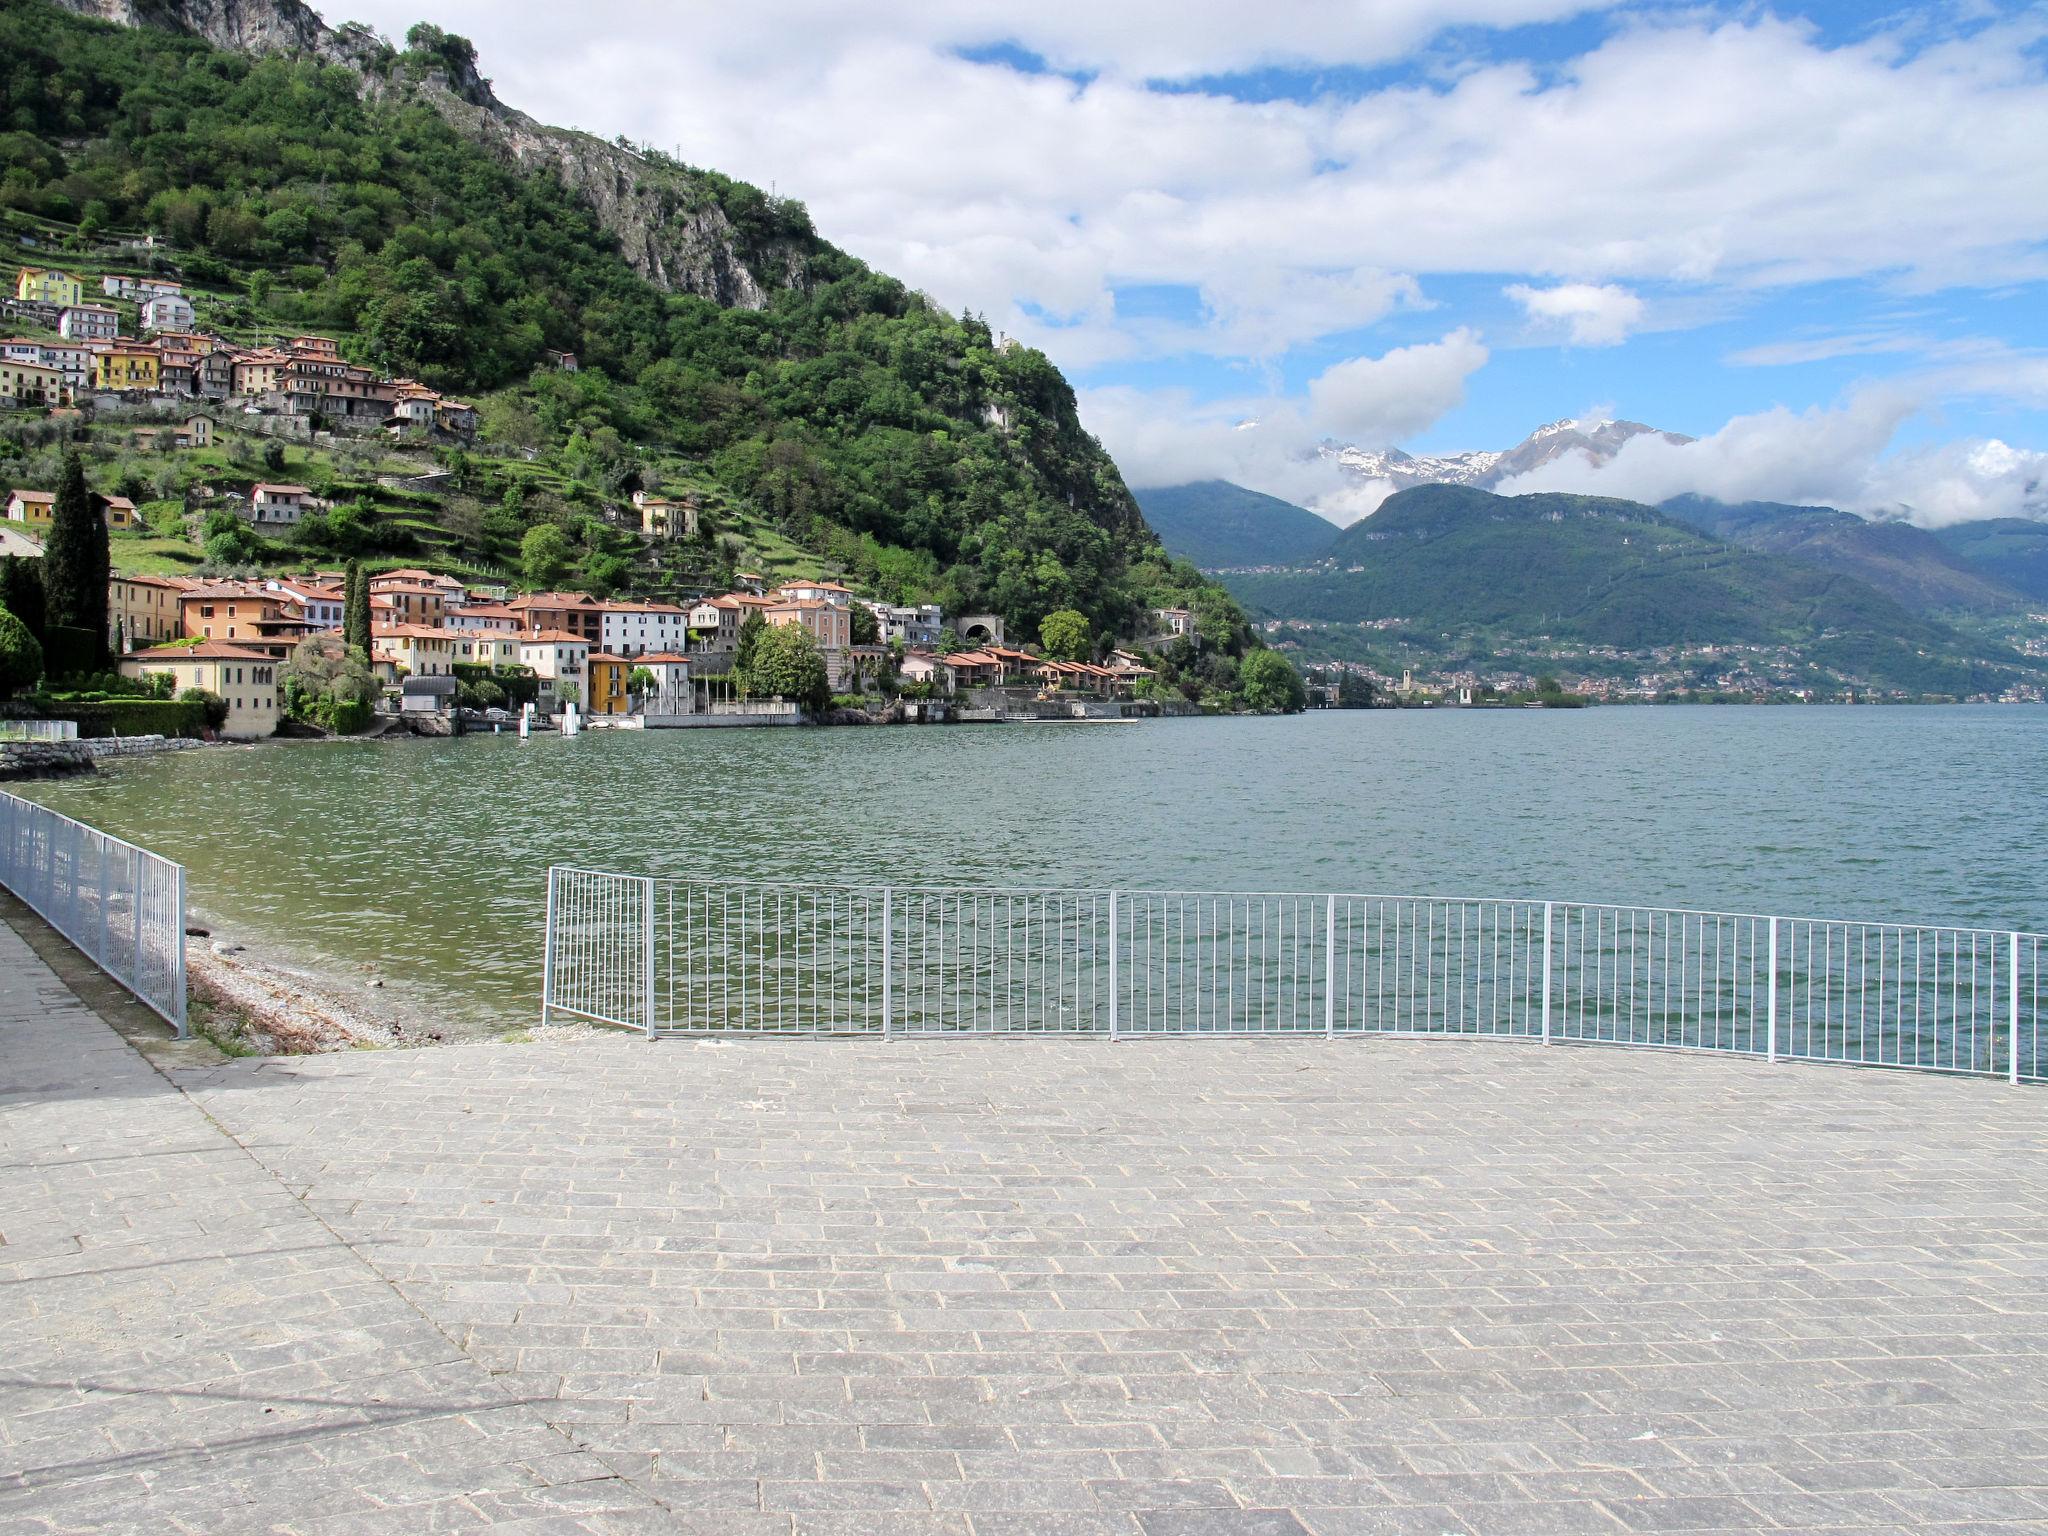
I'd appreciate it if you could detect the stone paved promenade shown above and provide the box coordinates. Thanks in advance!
[5,915,2048,1534]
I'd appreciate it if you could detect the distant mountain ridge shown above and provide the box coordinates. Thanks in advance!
[1660,496,2028,616]
[1220,484,2039,696]
[1323,418,1692,493]
[1133,482,1339,569]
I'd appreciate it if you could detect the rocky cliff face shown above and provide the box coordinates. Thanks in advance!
[51,0,332,58]
[49,0,803,310]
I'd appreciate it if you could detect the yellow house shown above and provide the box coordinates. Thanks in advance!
[118,641,279,739]
[108,574,190,651]
[587,652,629,716]
[16,267,83,308]
[8,488,140,529]
[0,359,64,408]
[92,345,160,392]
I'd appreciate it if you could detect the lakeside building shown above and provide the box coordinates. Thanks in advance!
[118,641,279,738]
[263,578,345,630]
[636,652,696,716]
[518,630,592,707]
[371,623,459,682]
[507,591,603,644]
[109,573,190,650]
[588,653,630,715]
[0,357,65,408]
[600,600,692,658]
[863,601,943,649]
[139,291,196,332]
[178,583,312,659]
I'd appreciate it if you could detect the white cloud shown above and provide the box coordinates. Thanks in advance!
[1307,329,1491,443]
[1505,282,1643,346]
[1494,388,2047,525]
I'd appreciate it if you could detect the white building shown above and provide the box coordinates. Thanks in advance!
[58,305,118,342]
[862,601,943,648]
[518,631,590,707]
[637,652,696,716]
[263,578,345,630]
[599,600,693,659]
[139,292,196,333]
[248,483,311,526]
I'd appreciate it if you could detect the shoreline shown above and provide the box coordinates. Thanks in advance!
[183,919,595,1055]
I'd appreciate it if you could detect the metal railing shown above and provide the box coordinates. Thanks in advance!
[0,790,187,1035]
[541,869,2043,1083]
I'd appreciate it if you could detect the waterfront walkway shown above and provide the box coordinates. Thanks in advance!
[4,915,2048,1534]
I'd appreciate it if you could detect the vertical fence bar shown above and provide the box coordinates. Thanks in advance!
[881,887,893,1039]
[641,875,657,1038]
[1540,901,1554,1045]
[171,860,188,1039]
[2014,931,2024,1087]
[1108,890,1120,1041]
[1324,894,1336,1038]
[1766,914,1779,1064]
[540,866,558,1026]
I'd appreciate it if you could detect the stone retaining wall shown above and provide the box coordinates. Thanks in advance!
[0,741,94,779]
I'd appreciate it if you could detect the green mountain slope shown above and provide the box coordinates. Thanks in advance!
[0,0,1254,657]
[1222,485,2037,695]
[1133,481,1340,569]
[1660,495,2024,616]
[1927,519,2048,605]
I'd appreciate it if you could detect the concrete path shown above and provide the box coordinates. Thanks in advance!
[7,911,2048,1533]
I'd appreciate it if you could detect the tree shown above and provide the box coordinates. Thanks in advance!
[0,605,42,695]
[628,666,656,696]
[281,635,378,733]
[1039,608,1091,662]
[0,557,46,642]
[179,687,229,731]
[742,622,830,714]
[42,452,107,662]
[1238,649,1307,714]
[342,560,371,658]
[520,523,571,587]
[849,602,879,645]
[733,610,767,682]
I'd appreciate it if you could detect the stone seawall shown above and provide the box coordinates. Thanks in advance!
[0,741,95,779]
[0,733,206,780]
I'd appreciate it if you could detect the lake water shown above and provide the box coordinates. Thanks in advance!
[14,706,2046,1033]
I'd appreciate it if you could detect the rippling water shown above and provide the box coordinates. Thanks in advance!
[16,706,2045,1031]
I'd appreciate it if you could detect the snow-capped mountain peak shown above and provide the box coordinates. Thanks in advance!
[1320,418,1691,494]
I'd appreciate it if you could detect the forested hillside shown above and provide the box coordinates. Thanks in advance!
[1134,481,1339,569]
[0,0,1252,656]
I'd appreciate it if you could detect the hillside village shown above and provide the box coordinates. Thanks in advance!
[2,263,1199,742]
[6,264,478,436]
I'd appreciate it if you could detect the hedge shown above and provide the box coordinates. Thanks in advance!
[36,696,209,738]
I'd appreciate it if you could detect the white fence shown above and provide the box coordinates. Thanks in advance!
[0,790,187,1035]
[0,720,79,742]
[541,869,2044,1083]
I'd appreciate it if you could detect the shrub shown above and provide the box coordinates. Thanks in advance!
[34,695,207,737]
[178,687,230,730]
[0,604,42,695]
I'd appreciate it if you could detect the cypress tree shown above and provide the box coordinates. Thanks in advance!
[343,560,371,658]
[42,451,108,658]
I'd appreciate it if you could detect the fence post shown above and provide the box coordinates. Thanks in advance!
[1108,890,1120,1041]
[130,844,144,991]
[1540,901,1554,1045]
[2013,931,2023,1087]
[539,866,558,1027]
[641,875,657,1039]
[1325,895,1336,1038]
[172,860,188,1039]
[1766,916,1779,1064]
[881,887,893,1039]
[95,837,109,965]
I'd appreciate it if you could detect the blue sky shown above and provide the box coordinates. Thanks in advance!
[343,0,2048,522]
